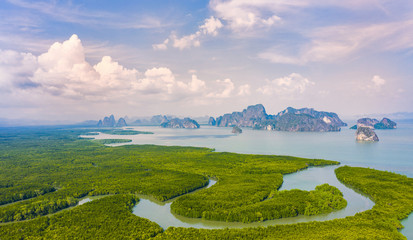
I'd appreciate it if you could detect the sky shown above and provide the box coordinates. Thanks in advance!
[1,0,413,123]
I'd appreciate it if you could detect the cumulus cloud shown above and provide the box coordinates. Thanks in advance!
[200,16,223,36]
[238,84,251,96]
[210,0,287,31]
[187,74,207,92]
[369,75,386,91]
[134,67,175,95]
[30,34,139,98]
[0,49,38,90]
[257,73,314,96]
[157,16,223,50]
[172,33,201,50]
[0,35,219,101]
[207,78,235,98]
[0,34,255,121]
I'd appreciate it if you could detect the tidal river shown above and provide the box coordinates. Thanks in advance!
[132,165,374,229]
[82,122,413,237]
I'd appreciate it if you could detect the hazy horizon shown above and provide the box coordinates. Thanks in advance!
[1,1,413,123]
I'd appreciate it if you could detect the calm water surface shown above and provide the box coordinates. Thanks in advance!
[82,122,413,237]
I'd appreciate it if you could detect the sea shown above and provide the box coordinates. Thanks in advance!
[86,121,413,238]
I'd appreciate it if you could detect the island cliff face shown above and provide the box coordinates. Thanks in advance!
[374,118,397,129]
[97,115,127,127]
[208,117,216,126]
[116,117,127,127]
[351,117,397,130]
[272,113,342,132]
[209,104,346,132]
[160,118,200,129]
[356,125,379,141]
[211,104,271,128]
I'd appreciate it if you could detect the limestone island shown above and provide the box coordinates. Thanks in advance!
[356,124,379,142]
[209,104,346,132]
[97,115,127,127]
[160,118,200,129]
[231,126,242,134]
[350,117,396,130]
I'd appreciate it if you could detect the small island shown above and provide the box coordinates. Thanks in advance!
[160,118,200,129]
[356,125,379,142]
[350,117,397,130]
[231,126,242,134]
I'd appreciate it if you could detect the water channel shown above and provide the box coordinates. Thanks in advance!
[131,165,374,229]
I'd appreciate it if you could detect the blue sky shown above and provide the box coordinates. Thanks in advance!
[1,0,412,122]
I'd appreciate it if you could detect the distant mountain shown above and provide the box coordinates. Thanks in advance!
[209,104,346,132]
[131,115,173,126]
[97,115,127,127]
[160,118,200,129]
[116,117,127,127]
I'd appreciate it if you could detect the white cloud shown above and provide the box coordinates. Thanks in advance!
[258,50,302,65]
[1,34,213,101]
[257,73,314,96]
[210,0,291,31]
[200,16,223,36]
[260,19,413,64]
[370,75,386,90]
[187,74,206,92]
[158,16,223,50]
[94,56,139,88]
[238,84,251,96]
[31,34,140,98]
[0,34,257,121]
[152,39,169,51]
[172,32,201,50]
[371,75,385,87]
[207,78,235,98]
[0,49,38,90]
[134,67,175,95]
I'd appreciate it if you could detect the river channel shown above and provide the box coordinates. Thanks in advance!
[81,124,412,237]
[131,165,374,229]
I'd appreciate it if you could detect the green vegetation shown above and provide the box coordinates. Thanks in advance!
[172,183,346,223]
[93,139,132,144]
[0,126,412,239]
[0,194,162,239]
[155,166,413,239]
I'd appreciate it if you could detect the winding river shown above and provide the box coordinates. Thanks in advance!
[80,124,413,237]
[131,165,374,229]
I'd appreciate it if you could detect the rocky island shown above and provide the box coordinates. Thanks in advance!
[97,115,127,128]
[356,125,379,142]
[160,118,200,129]
[350,117,397,130]
[231,126,242,134]
[209,104,347,132]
